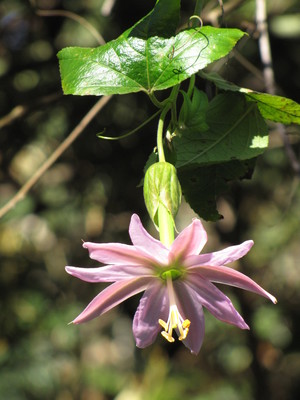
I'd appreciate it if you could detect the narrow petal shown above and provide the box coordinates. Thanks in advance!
[66,264,154,283]
[83,242,157,266]
[71,277,151,324]
[169,219,207,263]
[186,274,249,329]
[185,240,254,267]
[129,214,169,264]
[188,265,277,304]
[133,282,168,348]
[174,281,205,355]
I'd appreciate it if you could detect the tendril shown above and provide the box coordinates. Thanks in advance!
[97,110,161,140]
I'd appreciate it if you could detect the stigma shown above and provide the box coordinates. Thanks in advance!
[159,304,191,342]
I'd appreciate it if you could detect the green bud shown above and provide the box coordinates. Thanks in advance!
[143,161,181,229]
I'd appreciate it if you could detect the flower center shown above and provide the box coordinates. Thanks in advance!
[160,268,182,281]
[158,273,190,343]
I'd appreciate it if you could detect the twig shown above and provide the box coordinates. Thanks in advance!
[256,0,300,177]
[0,92,61,130]
[233,49,265,83]
[256,0,275,94]
[203,0,244,26]
[36,9,105,46]
[0,96,112,219]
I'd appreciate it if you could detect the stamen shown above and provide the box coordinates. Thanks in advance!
[158,271,191,343]
[159,304,190,342]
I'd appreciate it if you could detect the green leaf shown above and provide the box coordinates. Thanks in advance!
[126,0,181,39]
[200,71,300,125]
[173,92,268,168]
[58,27,245,96]
[178,159,255,221]
[178,88,209,131]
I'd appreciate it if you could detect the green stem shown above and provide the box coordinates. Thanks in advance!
[187,75,195,98]
[149,92,166,108]
[156,105,175,247]
[157,106,170,163]
[194,0,204,18]
[158,203,175,247]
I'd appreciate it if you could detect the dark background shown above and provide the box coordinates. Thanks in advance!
[1,1,300,399]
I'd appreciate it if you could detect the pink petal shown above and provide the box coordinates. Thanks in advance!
[65,264,153,283]
[188,266,277,304]
[129,214,169,264]
[83,242,156,266]
[174,281,205,355]
[133,282,168,348]
[186,240,254,267]
[169,219,207,263]
[186,274,249,329]
[71,277,151,324]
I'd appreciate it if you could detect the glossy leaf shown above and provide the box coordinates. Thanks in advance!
[58,27,245,96]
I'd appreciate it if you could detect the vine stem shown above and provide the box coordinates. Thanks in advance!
[157,105,171,163]
[156,105,175,247]
[0,96,112,219]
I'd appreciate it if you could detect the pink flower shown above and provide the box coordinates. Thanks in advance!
[66,214,276,354]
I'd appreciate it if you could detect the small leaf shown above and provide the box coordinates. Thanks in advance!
[200,71,300,125]
[173,92,268,168]
[178,88,209,131]
[178,159,255,221]
[58,27,245,96]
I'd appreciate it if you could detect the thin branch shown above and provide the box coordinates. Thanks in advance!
[203,0,244,26]
[256,0,300,177]
[256,0,275,94]
[0,96,112,219]
[36,9,105,46]
[233,49,265,83]
[0,92,61,130]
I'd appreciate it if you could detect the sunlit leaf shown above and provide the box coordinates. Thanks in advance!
[200,71,300,125]
[58,27,245,96]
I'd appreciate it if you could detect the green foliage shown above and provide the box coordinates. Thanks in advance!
[58,26,245,96]
[57,0,300,220]
[178,159,256,221]
[174,92,268,168]
[172,92,267,218]
[201,71,300,125]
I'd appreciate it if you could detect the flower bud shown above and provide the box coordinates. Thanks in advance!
[143,162,181,229]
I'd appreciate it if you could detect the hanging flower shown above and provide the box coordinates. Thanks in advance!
[66,214,276,354]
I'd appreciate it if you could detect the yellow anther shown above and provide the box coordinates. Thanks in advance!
[161,331,175,343]
[159,305,190,343]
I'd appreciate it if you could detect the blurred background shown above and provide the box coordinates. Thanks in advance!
[1,0,300,399]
